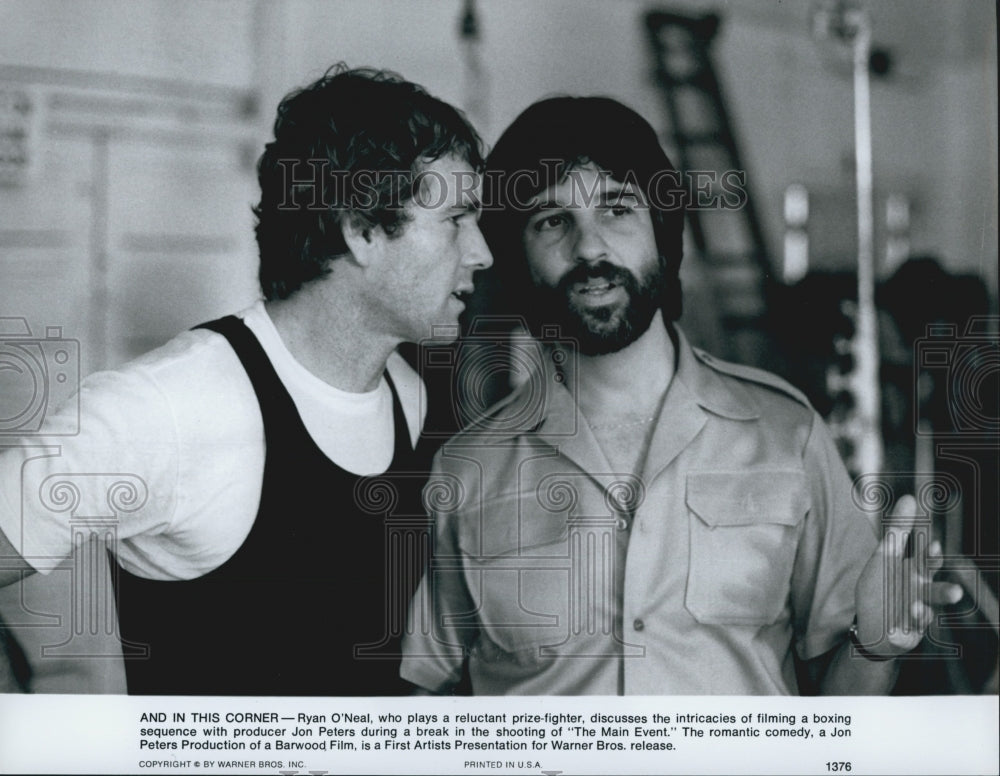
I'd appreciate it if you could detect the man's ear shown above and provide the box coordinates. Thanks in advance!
[341,216,381,268]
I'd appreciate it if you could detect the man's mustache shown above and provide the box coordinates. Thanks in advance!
[556,261,638,293]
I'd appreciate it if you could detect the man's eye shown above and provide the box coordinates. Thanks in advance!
[609,204,634,216]
[533,214,567,232]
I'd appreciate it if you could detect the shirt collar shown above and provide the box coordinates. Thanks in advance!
[455,323,759,448]
[672,327,760,421]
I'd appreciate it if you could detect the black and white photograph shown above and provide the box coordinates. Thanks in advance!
[0,1,997,774]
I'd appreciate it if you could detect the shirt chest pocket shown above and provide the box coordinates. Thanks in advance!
[684,471,807,626]
[457,498,577,656]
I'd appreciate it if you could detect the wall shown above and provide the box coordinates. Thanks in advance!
[0,0,262,375]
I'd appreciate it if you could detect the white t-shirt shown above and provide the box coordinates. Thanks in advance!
[0,301,425,581]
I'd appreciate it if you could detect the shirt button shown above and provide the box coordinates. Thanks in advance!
[633,618,645,632]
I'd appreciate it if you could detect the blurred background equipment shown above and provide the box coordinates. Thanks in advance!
[642,1,997,694]
[458,0,489,133]
[809,0,883,478]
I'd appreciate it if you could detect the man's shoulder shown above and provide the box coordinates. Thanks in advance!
[690,345,813,412]
[443,380,544,447]
[78,326,259,439]
[429,382,544,493]
[103,327,244,394]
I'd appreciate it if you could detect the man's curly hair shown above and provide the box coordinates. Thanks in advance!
[480,96,685,326]
[253,64,484,301]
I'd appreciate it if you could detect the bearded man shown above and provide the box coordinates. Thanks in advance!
[400,96,960,695]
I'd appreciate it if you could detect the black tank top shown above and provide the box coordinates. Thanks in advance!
[115,316,430,695]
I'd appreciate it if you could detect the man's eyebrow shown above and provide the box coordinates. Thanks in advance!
[523,187,644,216]
[523,197,564,218]
[599,187,644,205]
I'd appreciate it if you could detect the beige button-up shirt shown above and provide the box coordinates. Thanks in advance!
[401,328,877,694]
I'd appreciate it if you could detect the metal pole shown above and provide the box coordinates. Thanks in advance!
[850,9,884,476]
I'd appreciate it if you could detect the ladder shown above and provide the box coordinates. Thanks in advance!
[645,10,776,366]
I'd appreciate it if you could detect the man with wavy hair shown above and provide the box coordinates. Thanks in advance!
[0,65,492,694]
[401,96,960,695]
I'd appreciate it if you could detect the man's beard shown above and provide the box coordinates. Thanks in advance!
[532,257,665,356]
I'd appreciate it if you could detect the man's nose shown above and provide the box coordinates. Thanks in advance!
[464,225,494,270]
[573,220,609,264]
